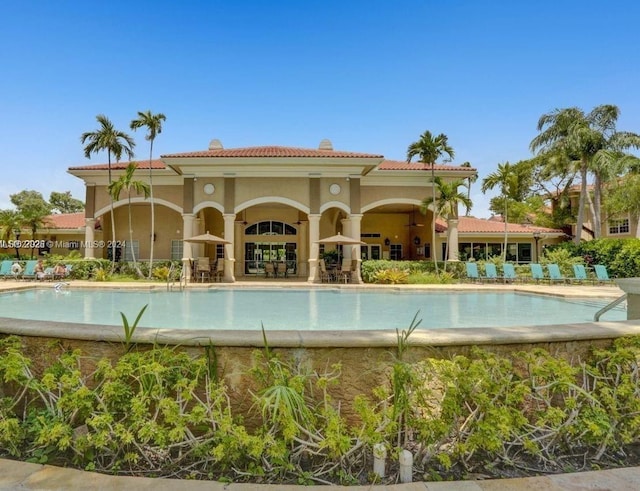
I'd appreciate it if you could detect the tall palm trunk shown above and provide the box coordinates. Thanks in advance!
[108,154,117,270]
[431,166,438,273]
[148,141,155,278]
[503,197,508,261]
[592,172,602,238]
[575,160,588,244]
[127,194,140,274]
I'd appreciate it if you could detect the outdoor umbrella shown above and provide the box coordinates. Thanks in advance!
[184,231,230,245]
[315,233,366,264]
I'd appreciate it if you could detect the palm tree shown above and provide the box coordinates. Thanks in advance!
[421,177,471,266]
[481,162,517,261]
[108,162,150,276]
[130,110,166,278]
[460,161,477,216]
[0,210,23,259]
[81,115,135,265]
[407,131,455,271]
[530,105,640,243]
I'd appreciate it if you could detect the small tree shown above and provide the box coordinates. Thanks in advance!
[407,130,455,272]
[10,190,52,258]
[49,191,84,214]
[130,110,166,278]
[108,162,150,277]
[422,178,471,267]
[0,209,23,259]
[81,115,135,267]
[481,162,518,261]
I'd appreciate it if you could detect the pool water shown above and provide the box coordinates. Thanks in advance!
[0,288,626,331]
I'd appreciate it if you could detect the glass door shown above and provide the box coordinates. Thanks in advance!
[245,242,297,275]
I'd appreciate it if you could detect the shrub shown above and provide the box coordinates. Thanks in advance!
[373,268,409,284]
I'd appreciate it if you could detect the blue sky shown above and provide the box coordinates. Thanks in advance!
[1,1,639,217]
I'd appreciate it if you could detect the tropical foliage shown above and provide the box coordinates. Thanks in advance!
[81,114,135,266]
[108,162,150,277]
[4,333,640,484]
[407,130,457,272]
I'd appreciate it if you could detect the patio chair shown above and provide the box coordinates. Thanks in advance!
[547,264,568,285]
[264,262,275,278]
[572,264,592,285]
[339,259,352,283]
[40,267,55,281]
[594,265,614,285]
[529,263,547,283]
[465,262,482,283]
[195,257,211,282]
[319,259,333,283]
[501,263,520,283]
[483,263,500,282]
[213,258,224,282]
[0,260,12,280]
[21,260,38,281]
[276,262,288,278]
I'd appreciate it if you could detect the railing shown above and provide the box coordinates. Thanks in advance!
[594,294,627,322]
[166,264,186,291]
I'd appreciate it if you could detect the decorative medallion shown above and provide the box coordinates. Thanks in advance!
[329,183,341,195]
[203,183,215,195]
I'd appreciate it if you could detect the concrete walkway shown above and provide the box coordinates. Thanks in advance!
[1,458,640,490]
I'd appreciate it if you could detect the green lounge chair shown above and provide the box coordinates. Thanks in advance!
[0,260,12,280]
[572,264,592,284]
[547,264,568,285]
[21,260,38,281]
[529,263,547,283]
[594,265,613,285]
[465,262,482,282]
[483,263,499,282]
[502,263,519,283]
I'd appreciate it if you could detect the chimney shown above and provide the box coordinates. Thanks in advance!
[209,139,223,150]
[318,139,333,151]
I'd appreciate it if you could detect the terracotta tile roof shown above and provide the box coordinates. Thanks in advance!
[43,213,85,229]
[435,216,563,234]
[68,159,166,171]
[161,146,384,159]
[378,160,476,171]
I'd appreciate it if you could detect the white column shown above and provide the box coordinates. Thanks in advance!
[298,220,308,277]
[447,218,459,261]
[182,214,195,281]
[234,220,243,278]
[223,213,236,283]
[341,218,352,262]
[350,214,363,283]
[307,214,321,283]
[84,218,96,258]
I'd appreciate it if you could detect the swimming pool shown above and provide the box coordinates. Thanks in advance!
[0,288,626,330]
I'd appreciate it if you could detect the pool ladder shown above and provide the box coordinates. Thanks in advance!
[166,264,187,292]
[594,293,627,321]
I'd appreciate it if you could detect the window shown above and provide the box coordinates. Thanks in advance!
[390,244,403,261]
[123,240,139,262]
[609,218,630,235]
[171,240,183,260]
[246,221,298,235]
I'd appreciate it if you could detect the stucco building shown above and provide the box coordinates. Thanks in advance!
[62,139,563,282]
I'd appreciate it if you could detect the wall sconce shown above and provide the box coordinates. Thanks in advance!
[414,236,421,246]
[151,233,157,242]
[384,237,390,246]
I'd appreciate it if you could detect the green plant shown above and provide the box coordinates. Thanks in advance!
[373,268,409,284]
[92,267,110,282]
[119,304,148,352]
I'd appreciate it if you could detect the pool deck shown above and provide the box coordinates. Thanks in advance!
[0,278,638,490]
